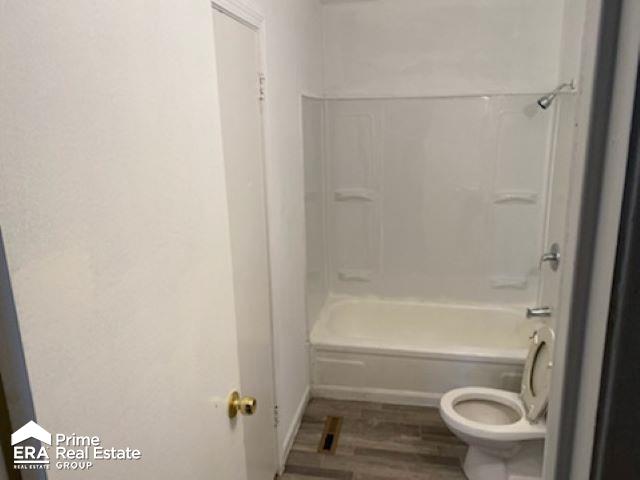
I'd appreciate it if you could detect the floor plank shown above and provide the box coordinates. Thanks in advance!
[281,398,467,480]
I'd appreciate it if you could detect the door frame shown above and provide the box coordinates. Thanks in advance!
[562,0,640,476]
[544,0,640,477]
[590,58,640,479]
[537,0,603,474]
[209,0,281,473]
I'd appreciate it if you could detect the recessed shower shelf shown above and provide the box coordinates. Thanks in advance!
[334,188,376,202]
[493,191,538,205]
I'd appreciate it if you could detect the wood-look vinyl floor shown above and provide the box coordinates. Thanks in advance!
[280,398,468,480]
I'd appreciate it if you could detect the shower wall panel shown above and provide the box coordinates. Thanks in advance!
[325,97,555,306]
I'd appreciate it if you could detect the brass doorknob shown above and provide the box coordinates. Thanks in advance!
[228,391,258,418]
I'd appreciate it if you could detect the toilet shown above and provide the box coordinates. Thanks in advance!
[439,325,555,480]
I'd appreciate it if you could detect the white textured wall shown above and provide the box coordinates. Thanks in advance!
[0,1,247,479]
[323,0,564,98]
[250,0,325,459]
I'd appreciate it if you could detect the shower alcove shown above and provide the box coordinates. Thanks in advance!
[302,0,589,405]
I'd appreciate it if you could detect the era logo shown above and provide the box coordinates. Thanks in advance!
[11,421,51,466]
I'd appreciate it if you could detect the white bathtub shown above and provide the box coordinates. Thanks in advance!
[310,297,538,406]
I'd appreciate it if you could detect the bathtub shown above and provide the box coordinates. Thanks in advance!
[310,297,538,406]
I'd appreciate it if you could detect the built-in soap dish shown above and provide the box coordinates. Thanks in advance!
[338,269,373,282]
[493,191,538,205]
[334,188,376,202]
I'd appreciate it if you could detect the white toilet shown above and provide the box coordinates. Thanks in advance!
[439,325,555,480]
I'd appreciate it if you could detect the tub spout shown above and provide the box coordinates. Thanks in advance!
[526,306,552,318]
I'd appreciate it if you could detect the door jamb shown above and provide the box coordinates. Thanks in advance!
[544,0,640,477]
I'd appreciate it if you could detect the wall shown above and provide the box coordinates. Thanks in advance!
[302,97,328,330]
[322,0,565,98]
[0,1,248,479]
[250,0,325,461]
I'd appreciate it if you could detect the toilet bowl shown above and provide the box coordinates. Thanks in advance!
[439,325,555,480]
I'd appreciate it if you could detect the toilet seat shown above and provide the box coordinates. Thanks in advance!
[521,325,555,421]
[440,387,546,442]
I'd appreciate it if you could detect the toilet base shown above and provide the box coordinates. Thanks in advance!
[463,441,543,480]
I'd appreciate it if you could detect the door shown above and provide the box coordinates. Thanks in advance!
[212,9,278,480]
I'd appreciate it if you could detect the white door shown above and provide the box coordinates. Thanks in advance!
[212,9,278,480]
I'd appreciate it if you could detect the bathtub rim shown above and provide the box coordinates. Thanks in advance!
[322,294,528,317]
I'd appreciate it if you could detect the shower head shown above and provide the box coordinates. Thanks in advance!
[537,82,575,110]
[537,93,557,110]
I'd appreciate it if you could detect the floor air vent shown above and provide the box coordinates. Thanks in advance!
[318,416,343,454]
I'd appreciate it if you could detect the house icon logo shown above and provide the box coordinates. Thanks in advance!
[11,421,51,468]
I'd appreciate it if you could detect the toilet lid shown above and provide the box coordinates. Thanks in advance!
[521,325,555,422]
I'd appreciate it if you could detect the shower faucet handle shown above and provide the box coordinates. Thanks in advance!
[526,306,552,318]
[539,243,561,271]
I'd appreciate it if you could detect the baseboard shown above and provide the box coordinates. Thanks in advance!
[278,386,310,473]
[311,384,442,407]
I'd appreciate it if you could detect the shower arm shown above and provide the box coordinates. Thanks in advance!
[549,80,575,96]
[537,80,576,109]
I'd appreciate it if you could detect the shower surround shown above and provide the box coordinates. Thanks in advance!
[303,0,585,404]
[323,96,554,305]
[303,94,556,405]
